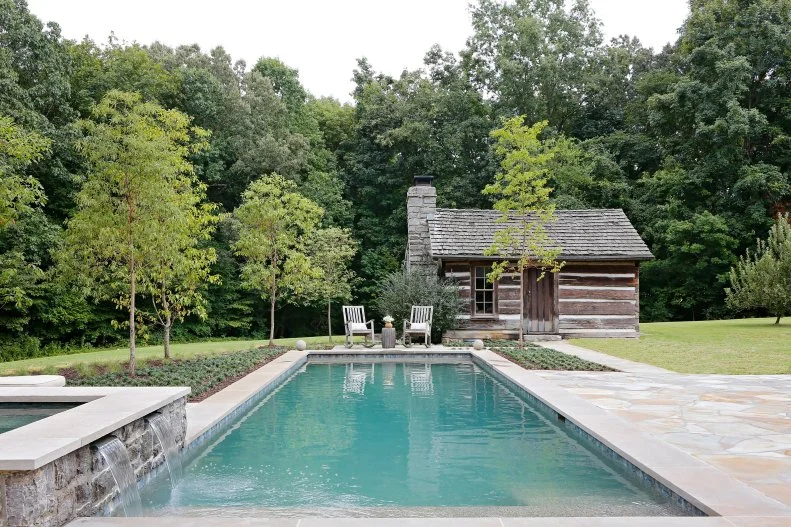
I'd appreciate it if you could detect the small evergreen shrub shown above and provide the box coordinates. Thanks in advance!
[375,269,463,342]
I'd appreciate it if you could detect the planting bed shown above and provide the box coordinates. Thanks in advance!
[487,340,615,371]
[62,346,289,401]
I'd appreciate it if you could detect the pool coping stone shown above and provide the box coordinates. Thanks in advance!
[66,516,790,526]
[0,374,66,387]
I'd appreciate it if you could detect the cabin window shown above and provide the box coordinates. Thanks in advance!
[474,265,495,315]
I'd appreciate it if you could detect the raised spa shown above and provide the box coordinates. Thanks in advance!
[0,402,82,435]
[140,361,691,517]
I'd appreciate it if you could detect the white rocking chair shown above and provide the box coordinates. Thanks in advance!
[342,305,375,348]
[403,305,433,348]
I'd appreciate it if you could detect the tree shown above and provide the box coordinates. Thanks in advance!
[305,227,358,342]
[142,184,219,358]
[630,0,791,320]
[462,0,603,132]
[726,214,791,324]
[233,174,323,346]
[0,115,50,333]
[483,118,565,348]
[343,56,494,304]
[59,91,206,374]
[0,115,50,228]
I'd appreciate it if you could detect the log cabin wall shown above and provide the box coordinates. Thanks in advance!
[556,262,640,338]
[442,260,640,340]
[442,262,522,339]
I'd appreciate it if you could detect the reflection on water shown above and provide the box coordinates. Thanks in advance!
[343,362,434,396]
[382,362,396,387]
[343,363,375,395]
[405,364,433,396]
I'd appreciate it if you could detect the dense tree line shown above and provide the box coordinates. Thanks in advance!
[1,0,789,357]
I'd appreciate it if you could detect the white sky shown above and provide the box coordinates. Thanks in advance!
[27,0,689,102]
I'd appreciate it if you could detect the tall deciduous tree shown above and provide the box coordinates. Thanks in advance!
[483,118,566,348]
[462,0,603,132]
[305,227,358,342]
[59,91,206,373]
[726,214,791,324]
[142,184,219,358]
[233,174,323,346]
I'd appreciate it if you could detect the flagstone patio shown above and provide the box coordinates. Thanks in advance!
[536,342,790,509]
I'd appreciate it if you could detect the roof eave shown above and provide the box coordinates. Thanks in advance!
[431,254,654,262]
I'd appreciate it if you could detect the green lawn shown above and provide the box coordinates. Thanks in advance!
[571,317,791,374]
[0,335,349,375]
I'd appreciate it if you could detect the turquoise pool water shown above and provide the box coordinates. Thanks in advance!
[0,402,82,434]
[141,361,687,517]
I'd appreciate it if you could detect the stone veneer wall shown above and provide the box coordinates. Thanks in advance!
[0,396,187,527]
[406,184,437,273]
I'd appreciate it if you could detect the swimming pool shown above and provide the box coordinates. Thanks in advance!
[0,402,82,434]
[140,360,690,517]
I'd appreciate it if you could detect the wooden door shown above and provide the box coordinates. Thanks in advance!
[524,269,556,333]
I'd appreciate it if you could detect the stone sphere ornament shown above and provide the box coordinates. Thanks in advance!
[295,339,307,351]
[473,339,485,350]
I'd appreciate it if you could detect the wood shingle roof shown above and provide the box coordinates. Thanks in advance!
[427,208,654,261]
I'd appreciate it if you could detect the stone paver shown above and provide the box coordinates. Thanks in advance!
[532,369,791,508]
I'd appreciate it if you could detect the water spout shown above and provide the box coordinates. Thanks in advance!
[96,437,142,516]
[148,414,183,486]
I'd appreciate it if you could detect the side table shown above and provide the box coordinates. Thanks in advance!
[381,327,396,349]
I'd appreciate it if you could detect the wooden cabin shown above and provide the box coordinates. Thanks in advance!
[405,177,654,340]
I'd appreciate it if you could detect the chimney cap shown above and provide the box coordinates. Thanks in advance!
[413,175,434,186]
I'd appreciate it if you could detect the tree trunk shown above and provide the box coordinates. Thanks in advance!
[775,314,781,325]
[328,300,333,343]
[269,294,276,347]
[126,180,136,375]
[269,245,277,347]
[129,256,136,375]
[519,266,525,350]
[164,319,172,359]
[163,291,171,359]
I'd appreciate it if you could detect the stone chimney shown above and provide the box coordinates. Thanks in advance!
[406,175,437,272]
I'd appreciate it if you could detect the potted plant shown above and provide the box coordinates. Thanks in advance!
[383,315,394,328]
